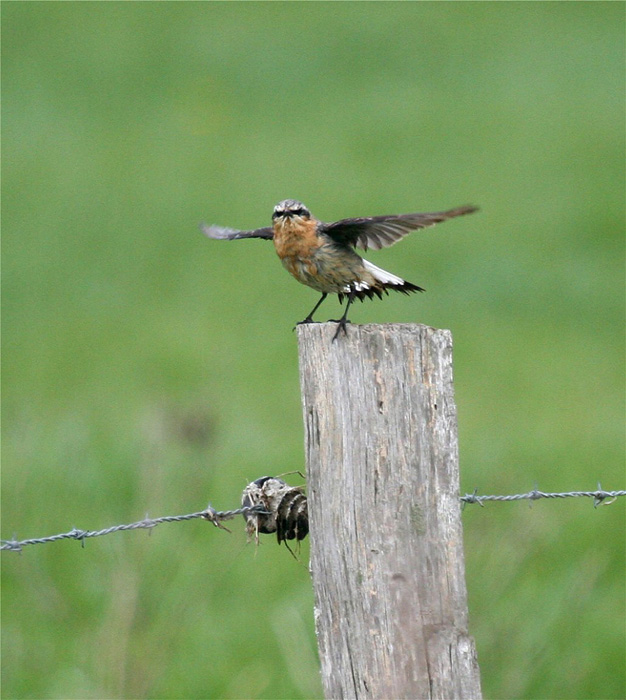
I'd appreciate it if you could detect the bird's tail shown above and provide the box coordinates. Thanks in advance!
[339,260,424,303]
[363,260,424,294]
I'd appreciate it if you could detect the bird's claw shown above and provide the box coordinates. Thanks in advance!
[293,318,319,331]
[331,319,350,342]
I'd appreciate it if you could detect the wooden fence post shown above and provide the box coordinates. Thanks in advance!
[297,322,482,700]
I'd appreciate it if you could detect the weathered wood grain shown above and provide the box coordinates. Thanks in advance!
[297,322,482,700]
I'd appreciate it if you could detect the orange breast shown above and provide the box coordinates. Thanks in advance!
[272,218,321,262]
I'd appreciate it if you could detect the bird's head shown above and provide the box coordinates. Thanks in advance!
[272,199,311,223]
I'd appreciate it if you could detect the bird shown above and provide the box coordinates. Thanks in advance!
[201,199,478,340]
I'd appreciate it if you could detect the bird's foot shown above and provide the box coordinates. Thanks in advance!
[293,317,319,331]
[330,318,351,342]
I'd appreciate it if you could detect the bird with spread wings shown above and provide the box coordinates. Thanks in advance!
[201,199,477,340]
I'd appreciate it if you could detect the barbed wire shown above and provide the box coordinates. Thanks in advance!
[461,486,625,508]
[0,503,269,553]
[2,484,624,554]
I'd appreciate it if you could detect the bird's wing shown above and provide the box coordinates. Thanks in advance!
[321,205,478,251]
[200,223,274,240]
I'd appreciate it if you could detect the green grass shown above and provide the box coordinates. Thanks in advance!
[2,3,624,698]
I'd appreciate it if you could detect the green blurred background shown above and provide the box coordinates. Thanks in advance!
[2,3,624,699]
